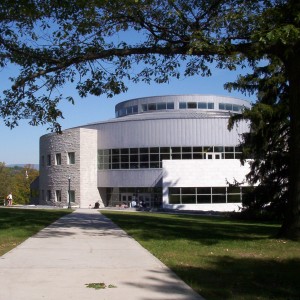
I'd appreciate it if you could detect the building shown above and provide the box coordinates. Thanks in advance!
[38,94,252,211]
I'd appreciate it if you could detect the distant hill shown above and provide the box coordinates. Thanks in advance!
[7,164,39,170]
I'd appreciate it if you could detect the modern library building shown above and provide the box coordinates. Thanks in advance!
[38,94,252,211]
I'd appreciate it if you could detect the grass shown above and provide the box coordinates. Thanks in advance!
[0,207,71,256]
[101,211,300,300]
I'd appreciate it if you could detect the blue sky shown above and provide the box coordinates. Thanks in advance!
[0,64,255,165]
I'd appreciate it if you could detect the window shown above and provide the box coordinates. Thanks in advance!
[207,103,214,109]
[40,155,45,166]
[68,190,75,203]
[167,102,174,109]
[47,154,51,166]
[157,103,166,110]
[46,190,51,201]
[55,153,61,165]
[68,152,75,164]
[55,190,62,202]
[97,146,242,170]
[198,102,207,109]
[179,102,187,109]
[187,102,197,109]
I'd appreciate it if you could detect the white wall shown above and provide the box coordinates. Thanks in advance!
[162,159,251,212]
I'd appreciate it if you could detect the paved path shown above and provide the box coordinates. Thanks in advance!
[0,209,204,300]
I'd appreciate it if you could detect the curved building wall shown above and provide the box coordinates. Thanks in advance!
[39,94,251,210]
[39,128,101,208]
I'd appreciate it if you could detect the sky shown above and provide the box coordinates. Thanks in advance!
[0,64,256,165]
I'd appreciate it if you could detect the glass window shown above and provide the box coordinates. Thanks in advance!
[227,194,241,203]
[225,103,233,110]
[55,153,61,165]
[55,190,61,202]
[179,102,187,109]
[68,190,75,203]
[181,187,196,194]
[141,104,148,111]
[187,102,197,109]
[219,103,225,110]
[120,163,129,169]
[112,149,119,155]
[150,147,159,153]
[182,147,191,152]
[150,154,159,161]
[214,146,224,152]
[227,186,241,194]
[160,153,170,160]
[171,147,181,153]
[225,147,234,152]
[112,155,120,163]
[160,147,170,153]
[233,105,240,112]
[140,148,148,154]
[167,102,174,109]
[133,105,138,113]
[208,103,214,109]
[130,155,138,162]
[169,187,180,194]
[169,195,181,204]
[197,187,211,194]
[225,153,235,159]
[130,148,138,154]
[46,190,51,201]
[212,187,226,194]
[126,107,132,115]
[121,148,129,154]
[148,103,156,110]
[121,155,129,162]
[150,162,160,168]
[198,102,207,109]
[68,152,75,164]
[212,194,226,203]
[172,154,181,159]
[193,147,202,152]
[193,153,203,159]
[182,195,196,204]
[157,103,166,110]
[182,153,192,159]
[140,154,149,162]
[197,195,211,203]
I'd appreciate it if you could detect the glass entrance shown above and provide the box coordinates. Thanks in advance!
[206,153,222,159]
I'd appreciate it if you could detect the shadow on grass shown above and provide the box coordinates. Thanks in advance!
[174,256,300,300]
[101,211,280,245]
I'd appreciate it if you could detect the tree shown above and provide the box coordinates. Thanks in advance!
[0,0,299,238]
[227,59,290,221]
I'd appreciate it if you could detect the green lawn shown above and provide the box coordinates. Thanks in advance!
[101,211,300,300]
[0,208,71,256]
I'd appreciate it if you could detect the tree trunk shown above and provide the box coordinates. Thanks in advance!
[278,51,300,239]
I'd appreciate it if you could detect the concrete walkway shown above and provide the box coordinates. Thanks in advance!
[0,209,204,300]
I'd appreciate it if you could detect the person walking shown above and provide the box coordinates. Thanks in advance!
[6,193,13,206]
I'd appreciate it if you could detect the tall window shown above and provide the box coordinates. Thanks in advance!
[40,155,45,166]
[55,153,61,165]
[68,190,75,203]
[55,190,62,202]
[68,152,75,164]
[47,154,51,166]
[46,190,51,201]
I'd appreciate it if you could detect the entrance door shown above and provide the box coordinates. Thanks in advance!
[138,193,152,208]
[120,193,133,208]
[206,153,222,159]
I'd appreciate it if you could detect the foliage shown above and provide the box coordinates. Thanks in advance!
[0,162,39,204]
[102,211,300,300]
[227,59,290,219]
